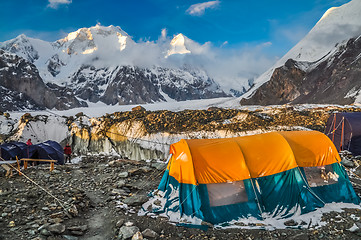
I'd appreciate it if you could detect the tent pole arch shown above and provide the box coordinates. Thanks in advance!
[296,166,326,205]
[277,132,327,206]
[231,138,265,219]
[250,178,265,220]
[165,154,172,164]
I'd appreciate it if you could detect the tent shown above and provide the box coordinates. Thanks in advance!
[151,131,359,226]
[0,141,64,165]
[36,141,64,165]
[0,142,27,160]
[325,112,361,155]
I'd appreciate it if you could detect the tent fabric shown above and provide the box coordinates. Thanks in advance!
[233,132,298,178]
[255,168,324,218]
[0,142,25,160]
[155,131,359,226]
[168,131,340,185]
[325,112,361,155]
[279,131,341,167]
[0,141,64,165]
[301,162,360,204]
[36,141,64,165]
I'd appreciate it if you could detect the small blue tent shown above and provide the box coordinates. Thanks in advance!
[0,142,25,160]
[36,141,64,165]
[0,141,64,165]
[325,112,361,155]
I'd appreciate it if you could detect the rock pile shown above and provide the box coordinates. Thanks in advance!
[71,106,361,137]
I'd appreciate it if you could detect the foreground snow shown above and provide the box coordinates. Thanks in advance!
[141,190,361,230]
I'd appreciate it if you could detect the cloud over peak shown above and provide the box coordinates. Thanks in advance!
[186,1,220,16]
[47,0,72,9]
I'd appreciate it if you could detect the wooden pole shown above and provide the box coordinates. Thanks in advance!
[332,113,336,142]
[16,156,21,176]
[340,117,345,151]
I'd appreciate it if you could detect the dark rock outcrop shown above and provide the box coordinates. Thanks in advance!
[241,36,361,105]
[0,50,86,111]
[71,65,229,105]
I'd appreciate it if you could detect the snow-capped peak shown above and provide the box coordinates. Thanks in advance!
[166,33,191,57]
[242,0,361,100]
[57,25,134,55]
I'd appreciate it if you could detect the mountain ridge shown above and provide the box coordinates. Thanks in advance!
[241,0,361,105]
[0,25,235,110]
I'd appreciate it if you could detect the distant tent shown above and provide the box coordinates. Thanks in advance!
[0,142,26,160]
[0,140,64,165]
[148,131,360,226]
[36,141,64,165]
[325,112,361,155]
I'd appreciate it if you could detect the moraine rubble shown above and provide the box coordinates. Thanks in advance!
[1,154,361,239]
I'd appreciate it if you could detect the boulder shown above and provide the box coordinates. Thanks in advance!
[47,223,66,234]
[132,106,146,112]
[118,225,140,240]
[142,228,158,238]
[123,195,148,206]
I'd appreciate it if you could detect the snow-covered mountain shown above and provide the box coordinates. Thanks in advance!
[241,0,361,105]
[0,25,234,110]
[0,49,86,111]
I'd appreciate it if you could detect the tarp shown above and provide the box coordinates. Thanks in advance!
[154,131,359,226]
[325,112,361,155]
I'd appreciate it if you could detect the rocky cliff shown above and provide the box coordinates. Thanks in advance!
[0,50,86,111]
[0,26,233,111]
[241,36,361,105]
[2,106,354,160]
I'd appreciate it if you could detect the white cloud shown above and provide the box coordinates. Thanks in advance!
[86,29,275,94]
[186,1,220,16]
[47,0,72,9]
[161,28,167,39]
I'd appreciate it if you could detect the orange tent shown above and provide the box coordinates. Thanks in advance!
[155,131,358,225]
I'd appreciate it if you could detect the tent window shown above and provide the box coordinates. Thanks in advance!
[207,181,248,207]
[304,165,339,187]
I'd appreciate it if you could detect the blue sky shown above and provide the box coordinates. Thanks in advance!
[0,0,350,57]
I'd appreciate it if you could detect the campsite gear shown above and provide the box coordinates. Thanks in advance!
[325,112,361,155]
[152,131,360,226]
[36,141,64,165]
[0,141,64,165]
[0,142,27,161]
[0,160,20,178]
[22,158,57,171]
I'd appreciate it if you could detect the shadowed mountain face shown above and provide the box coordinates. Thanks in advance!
[0,47,229,111]
[0,50,86,111]
[0,26,231,111]
[241,36,361,105]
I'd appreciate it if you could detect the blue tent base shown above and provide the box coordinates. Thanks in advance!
[302,163,360,205]
[156,164,360,228]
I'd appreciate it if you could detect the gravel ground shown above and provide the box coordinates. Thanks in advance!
[1,155,361,240]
